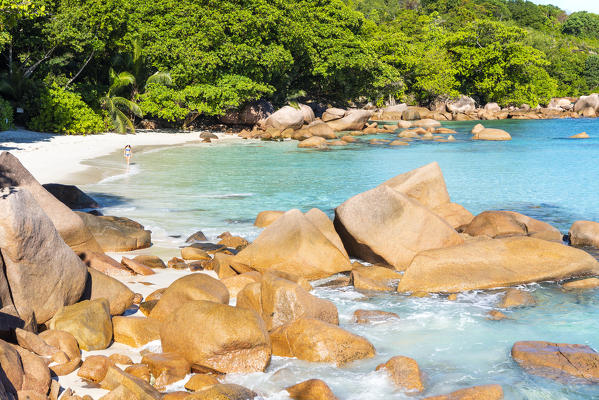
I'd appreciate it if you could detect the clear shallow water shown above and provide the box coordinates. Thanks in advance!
[82,118,599,399]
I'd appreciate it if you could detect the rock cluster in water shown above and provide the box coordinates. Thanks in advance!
[3,152,599,399]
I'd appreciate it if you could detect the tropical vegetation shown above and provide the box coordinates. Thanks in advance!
[0,0,598,133]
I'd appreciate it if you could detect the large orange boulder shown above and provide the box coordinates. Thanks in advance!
[398,237,599,293]
[334,185,463,270]
[569,220,599,247]
[0,152,102,252]
[0,188,88,324]
[512,341,599,383]
[257,272,338,330]
[381,162,450,209]
[270,317,375,366]
[326,110,373,131]
[161,300,271,373]
[462,211,561,241]
[235,209,351,279]
[149,273,229,321]
[76,212,151,252]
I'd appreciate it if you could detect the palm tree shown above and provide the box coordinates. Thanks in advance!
[114,38,172,97]
[102,69,143,134]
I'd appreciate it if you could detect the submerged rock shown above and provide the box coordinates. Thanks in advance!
[497,288,536,308]
[353,309,400,324]
[397,237,599,293]
[512,341,599,383]
[423,384,503,399]
[161,300,271,373]
[270,317,375,366]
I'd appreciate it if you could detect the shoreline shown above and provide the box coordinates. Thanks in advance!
[2,128,243,185]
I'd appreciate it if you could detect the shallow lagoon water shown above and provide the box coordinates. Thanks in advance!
[83,118,599,399]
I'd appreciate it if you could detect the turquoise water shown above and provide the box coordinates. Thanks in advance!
[83,118,599,399]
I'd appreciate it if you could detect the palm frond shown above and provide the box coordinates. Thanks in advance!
[115,108,135,133]
[113,96,143,118]
[109,71,136,95]
[145,71,173,88]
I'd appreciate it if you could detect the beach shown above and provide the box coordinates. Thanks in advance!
[1,129,240,185]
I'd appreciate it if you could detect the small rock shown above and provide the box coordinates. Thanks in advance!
[353,309,399,324]
[562,278,599,290]
[181,247,211,261]
[141,352,190,388]
[286,379,338,400]
[497,289,536,308]
[186,231,208,242]
[184,374,219,392]
[124,364,151,383]
[121,257,155,276]
[132,255,167,269]
[487,310,507,320]
[376,356,424,393]
[167,257,188,269]
[570,132,589,139]
[78,355,114,383]
[48,299,112,351]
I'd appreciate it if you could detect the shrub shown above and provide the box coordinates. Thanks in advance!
[0,97,13,131]
[28,84,105,134]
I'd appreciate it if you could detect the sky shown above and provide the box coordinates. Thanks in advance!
[532,0,599,13]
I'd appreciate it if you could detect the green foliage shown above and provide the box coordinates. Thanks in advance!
[1,0,599,133]
[139,75,273,123]
[101,70,143,133]
[446,20,557,106]
[585,55,599,90]
[28,84,104,134]
[562,12,599,39]
[0,96,13,130]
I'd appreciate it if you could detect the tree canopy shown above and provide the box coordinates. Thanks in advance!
[0,0,598,133]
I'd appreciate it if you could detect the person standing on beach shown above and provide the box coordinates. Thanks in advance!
[124,145,132,165]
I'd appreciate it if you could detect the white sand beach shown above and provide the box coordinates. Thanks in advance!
[1,128,236,184]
